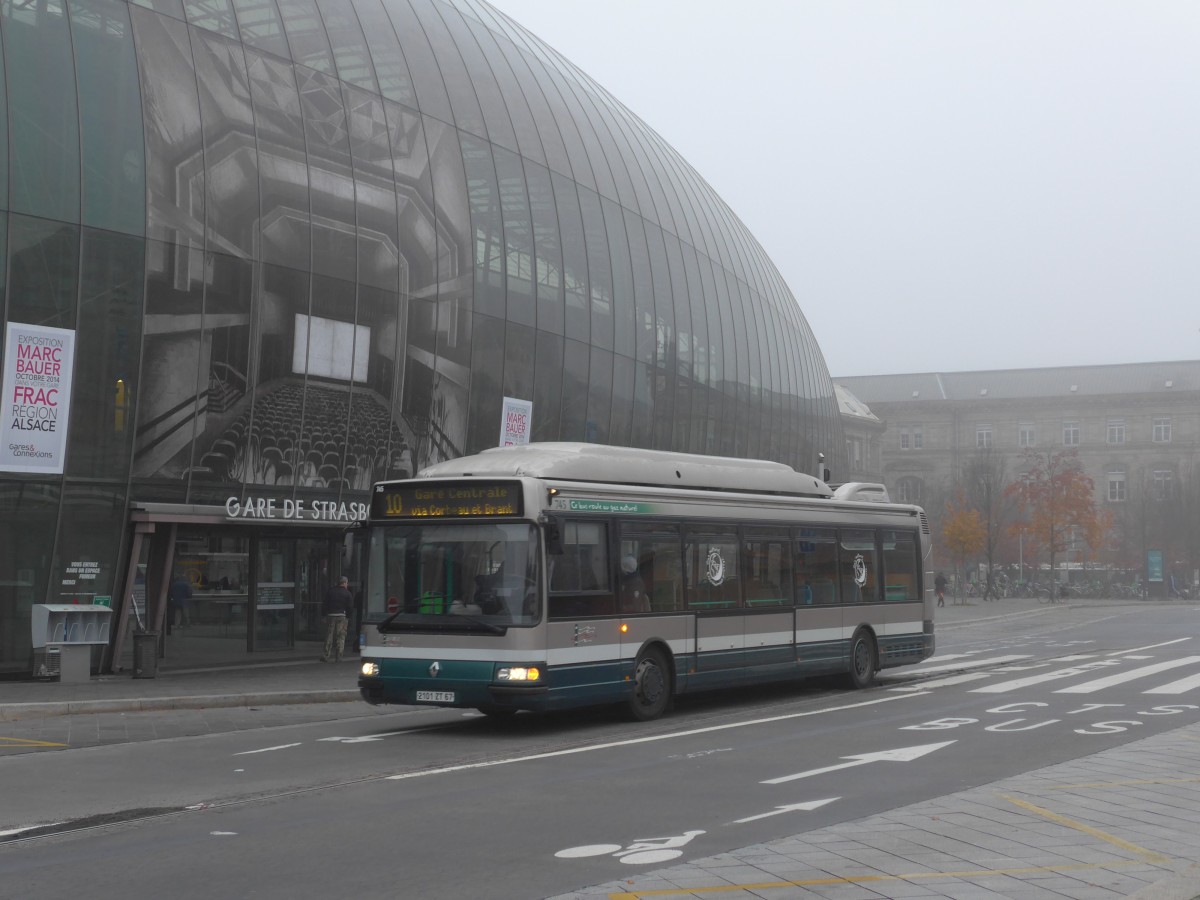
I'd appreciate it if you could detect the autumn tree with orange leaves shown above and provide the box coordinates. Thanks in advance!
[942,488,986,603]
[1005,448,1108,586]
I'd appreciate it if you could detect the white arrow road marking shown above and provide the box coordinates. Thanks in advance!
[1055,656,1200,693]
[233,743,302,755]
[317,729,423,743]
[732,797,839,824]
[761,741,955,785]
[0,823,64,837]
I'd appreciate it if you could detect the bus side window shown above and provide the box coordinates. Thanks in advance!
[618,523,682,612]
[548,521,613,618]
[685,530,740,610]
[882,530,919,601]
[795,528,839,605]
[743,528,792,607]
[839,529,879,603]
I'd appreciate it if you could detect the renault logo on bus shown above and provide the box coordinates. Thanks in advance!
[429,661,441,678]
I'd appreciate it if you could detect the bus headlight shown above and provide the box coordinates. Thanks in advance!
[496,665,541,682]
[361,661,380,677]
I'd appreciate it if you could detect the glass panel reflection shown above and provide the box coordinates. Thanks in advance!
[2,0,80,222]
[71,0,146,235]
[171,529,249,645]
[255,538,295,649]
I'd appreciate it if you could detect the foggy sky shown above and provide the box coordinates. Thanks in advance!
[486,0,1200,378]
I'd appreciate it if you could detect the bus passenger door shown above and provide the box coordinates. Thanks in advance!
[686,530,744,673]
[742,529,795,670]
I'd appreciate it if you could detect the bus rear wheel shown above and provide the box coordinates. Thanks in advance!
[627,647,671,721]
[846,630,877,690]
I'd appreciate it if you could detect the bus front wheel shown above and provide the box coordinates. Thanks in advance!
[628,647,671,721]
[846,631,877,690]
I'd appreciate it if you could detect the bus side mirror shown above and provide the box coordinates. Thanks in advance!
[544,516,564,555]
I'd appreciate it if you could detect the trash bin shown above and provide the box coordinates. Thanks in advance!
[132,631,159,679]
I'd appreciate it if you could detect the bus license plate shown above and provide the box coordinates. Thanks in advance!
[416,690,455,702]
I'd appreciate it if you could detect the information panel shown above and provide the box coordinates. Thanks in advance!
[372,481,523,520]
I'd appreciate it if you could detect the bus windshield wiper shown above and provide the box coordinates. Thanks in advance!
[376,609,404,632]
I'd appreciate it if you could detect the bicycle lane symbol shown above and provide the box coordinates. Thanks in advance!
[555,830,706,865]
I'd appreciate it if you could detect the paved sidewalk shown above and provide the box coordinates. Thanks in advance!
[548,721,1200,900]
[0,656,362,722]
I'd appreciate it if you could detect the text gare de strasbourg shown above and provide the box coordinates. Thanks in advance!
[224,496,368,522]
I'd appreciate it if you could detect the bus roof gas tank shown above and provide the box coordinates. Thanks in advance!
[414,442,833,499]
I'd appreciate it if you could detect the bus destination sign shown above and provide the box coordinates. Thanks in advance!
[373,481,523,520]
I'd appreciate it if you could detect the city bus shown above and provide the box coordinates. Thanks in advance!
[357,442,933,721]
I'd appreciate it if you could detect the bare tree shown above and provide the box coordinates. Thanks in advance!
[964,448,1017,600]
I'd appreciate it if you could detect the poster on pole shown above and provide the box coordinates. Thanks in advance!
[499,397,533,447]
[1147,549,1164,583]
[1,322,76,474]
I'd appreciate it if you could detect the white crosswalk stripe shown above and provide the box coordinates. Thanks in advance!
[1054,656,1200,693]
[970,660,1124,693]
[899,639,1200,697]
[1144,671,1200,695]
[905,654,1031,676]
[890,672,993,692]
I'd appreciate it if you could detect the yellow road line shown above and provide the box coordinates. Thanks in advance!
[602,860,1141,899]
[1001,793,1171,864]
[0,737,68,748]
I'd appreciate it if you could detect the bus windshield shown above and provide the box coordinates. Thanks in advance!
[367,522,540,630]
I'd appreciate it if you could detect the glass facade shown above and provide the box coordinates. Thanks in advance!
[0,0,842,675]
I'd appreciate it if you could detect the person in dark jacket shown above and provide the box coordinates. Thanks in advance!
[321,575,354,662]
[169,574,193,627]
[934,572,947,607]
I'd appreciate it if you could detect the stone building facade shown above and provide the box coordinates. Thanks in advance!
[836,361,1200,582]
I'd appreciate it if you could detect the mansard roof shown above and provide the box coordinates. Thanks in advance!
[836,360,1200,404]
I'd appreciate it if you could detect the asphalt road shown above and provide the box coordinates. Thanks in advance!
[4,601,1200,899]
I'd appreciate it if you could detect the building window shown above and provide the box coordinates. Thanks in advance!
[899,428,909,450]
[1018,422,1035,447]
[1153,417,1171,443]
[847,436,864,470]
[912,427,923,450]
[1063,420,1079,446]
[1153,469,1173,500]
[895,476,923,505]
[1107,419,1125,444]
[976,425,992,449]
[1107,469,1126,502]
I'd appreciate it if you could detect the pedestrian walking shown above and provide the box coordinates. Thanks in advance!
[934,572,947,607]
[169,574,193,627]
[321,575,353,662]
